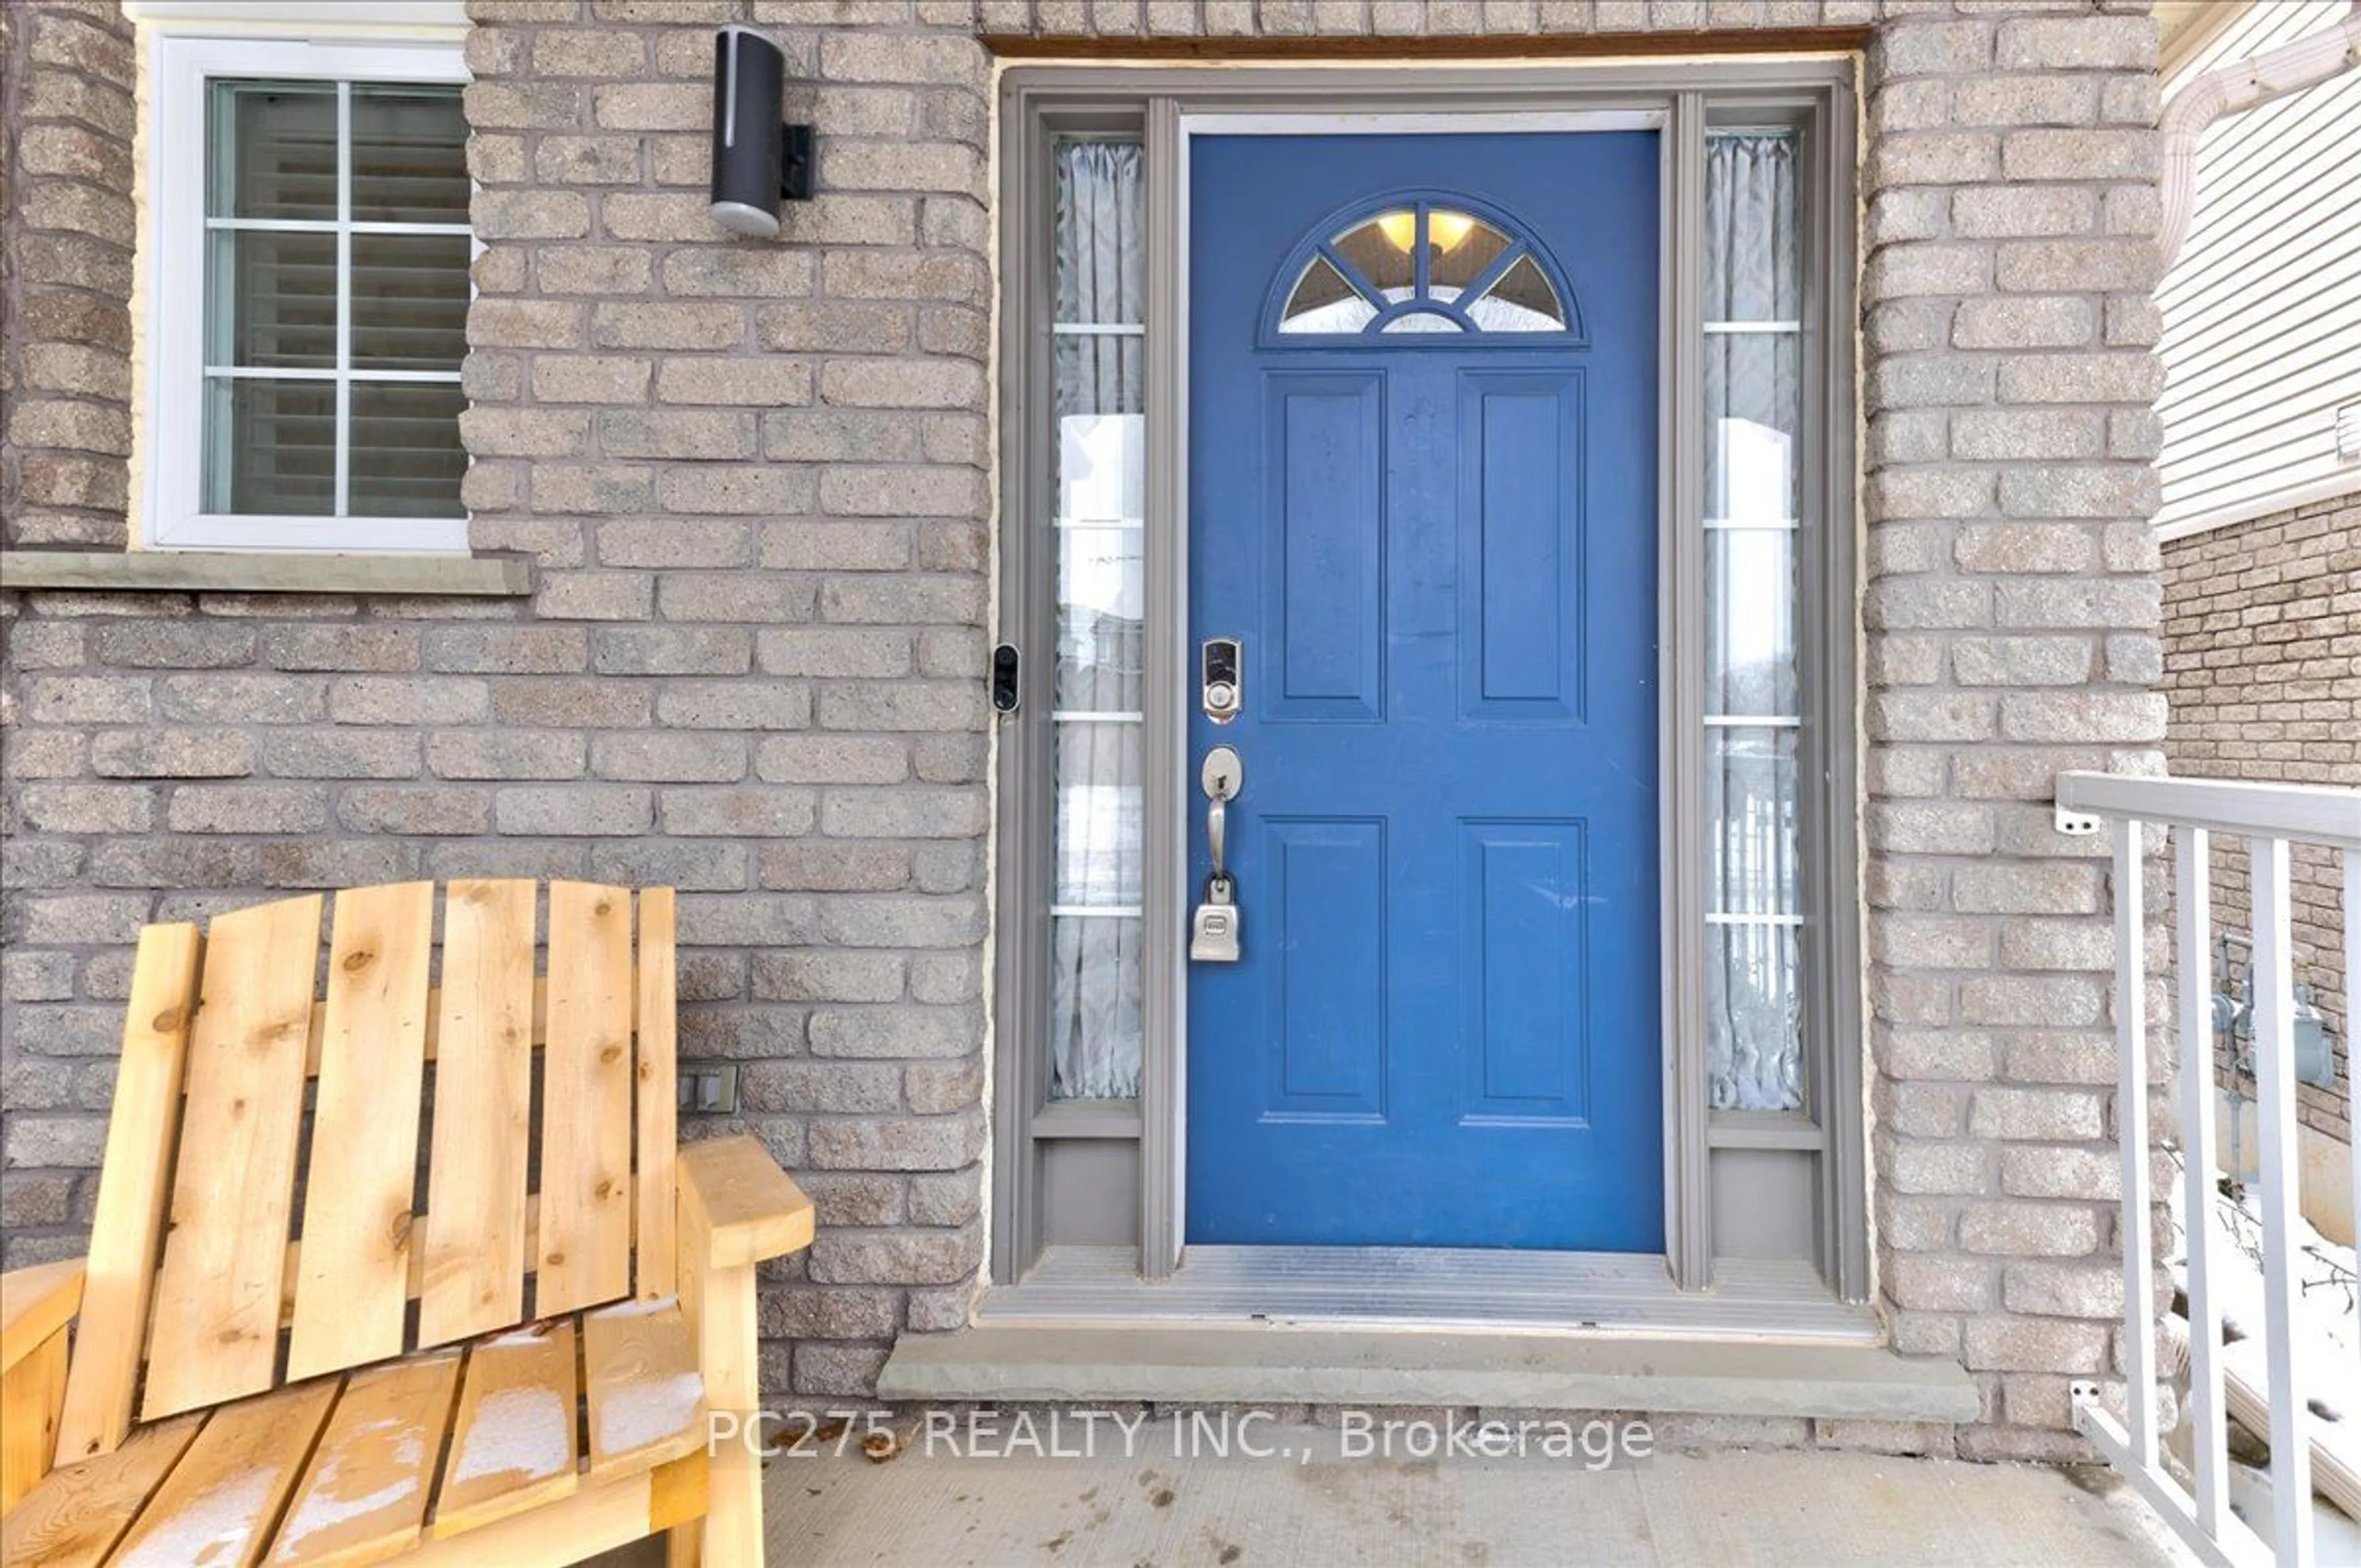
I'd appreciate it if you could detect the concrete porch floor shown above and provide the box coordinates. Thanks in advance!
[599,1424,2193,1566]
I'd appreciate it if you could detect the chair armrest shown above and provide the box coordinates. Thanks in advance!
[1,1259,84,1374]
[677,1136,815,1270]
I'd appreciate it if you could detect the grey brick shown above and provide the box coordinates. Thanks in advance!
[82,838,251,890]
[759,842,911,892]
[804,1113,984,1174]
[1950,636,2095,687]
[87,622,255,668]
[422,626,591,674]
[650,573,815,624]
[594,519,754,569]
[814,681,983,734]
[339,786,494,837]
[1995,15,2154,72]
[259,626,421,672]
[492,786,654,837]
[259,731,422,780]
[16,784,152,834]
[654,683,812,731]
[1960,1206,2101,1261]
[587,839,751,893]
[490,679,653,729]
[596,410,757,462]
[532,572,655,621]
[427,731,588,781]
[657,787,818,837]
[88,729,253,779]
[25,675,150,724]
[261,840,417,889]
[746,1058,901,1119]
[591,733,749,783]
[167,785,328,834]
[1952,296,2095,350]
[1,732,87,782]
[756,628,913,679]
[329,677,490,726]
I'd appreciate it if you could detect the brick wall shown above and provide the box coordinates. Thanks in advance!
[2162,493,2360,1143]
[0,0,136,550]
[1857,1,2167,1462]
[0,0,2170,1457]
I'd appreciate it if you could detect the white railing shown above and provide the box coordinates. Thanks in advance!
[2057,771,2361,1568]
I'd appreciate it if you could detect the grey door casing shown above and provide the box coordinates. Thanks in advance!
[991,58,1864,1303]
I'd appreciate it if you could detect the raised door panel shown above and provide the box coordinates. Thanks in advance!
[1460,820,1591,1125]
[1458,372,1586,721]
[1261,818,1386,1122]
[1263,374,1383,722]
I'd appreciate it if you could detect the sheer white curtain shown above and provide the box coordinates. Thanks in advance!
[1703,133,1805,1112]
[1048,141,1147,1101]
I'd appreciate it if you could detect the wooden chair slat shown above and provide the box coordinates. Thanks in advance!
[581,1297,703,1484]
[53,924,200,1463]
[429,1320,579,1539]
[534,882,635,1317]
[287,884,437,1384]
[416,881,538,1348]
[140,895,324,1422]
[302,979,549,1080]
[403,1467,693,1568]
[266,1353,460,1567]
[282,1197,541,1333]
[0,1414,204,1568]
[107,1380,338,1568]
[633,889,679,1301]
[0,1329,67,1515]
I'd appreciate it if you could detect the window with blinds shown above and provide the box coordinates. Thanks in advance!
[202,79,469,525]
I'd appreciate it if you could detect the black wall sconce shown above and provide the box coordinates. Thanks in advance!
[710,26,815,239]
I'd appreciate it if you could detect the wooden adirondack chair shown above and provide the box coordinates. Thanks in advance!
[0,881,812,1567]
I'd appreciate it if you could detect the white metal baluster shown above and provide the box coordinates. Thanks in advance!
[2347,848,2360,1402]
[2179,828,2229,1538]
[2252,834,2316,1567]
[2118,817,2157,1467]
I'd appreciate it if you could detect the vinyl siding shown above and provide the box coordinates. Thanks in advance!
[2156,0,2361,536]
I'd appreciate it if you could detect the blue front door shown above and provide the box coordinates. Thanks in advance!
[1185,132,1662,1251]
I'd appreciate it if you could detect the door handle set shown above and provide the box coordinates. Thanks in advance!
[1192,744,1243,963]
[1192,636,1248,962]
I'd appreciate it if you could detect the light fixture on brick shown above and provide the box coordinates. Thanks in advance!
[710,25,815,240]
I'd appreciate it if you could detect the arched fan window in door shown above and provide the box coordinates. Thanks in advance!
[1271,196,1583,341]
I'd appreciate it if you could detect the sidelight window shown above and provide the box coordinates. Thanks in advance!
[1046,139,1147,1101]
[1703,132,1805,1112]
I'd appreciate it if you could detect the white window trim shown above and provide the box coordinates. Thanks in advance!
[125,1,470,36]
[138,12,471,553]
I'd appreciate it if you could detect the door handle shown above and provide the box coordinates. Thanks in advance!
[1201,745,1243,875]
[1192,746,1243,963]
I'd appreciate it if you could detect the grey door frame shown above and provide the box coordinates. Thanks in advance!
[991,58,1864,1301]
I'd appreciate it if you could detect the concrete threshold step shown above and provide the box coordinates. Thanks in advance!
[877,1324,1979,1424]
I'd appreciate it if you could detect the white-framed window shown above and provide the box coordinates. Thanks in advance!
[140,12,470,552]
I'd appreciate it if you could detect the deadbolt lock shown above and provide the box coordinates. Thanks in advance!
[1201,637,1242,724]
